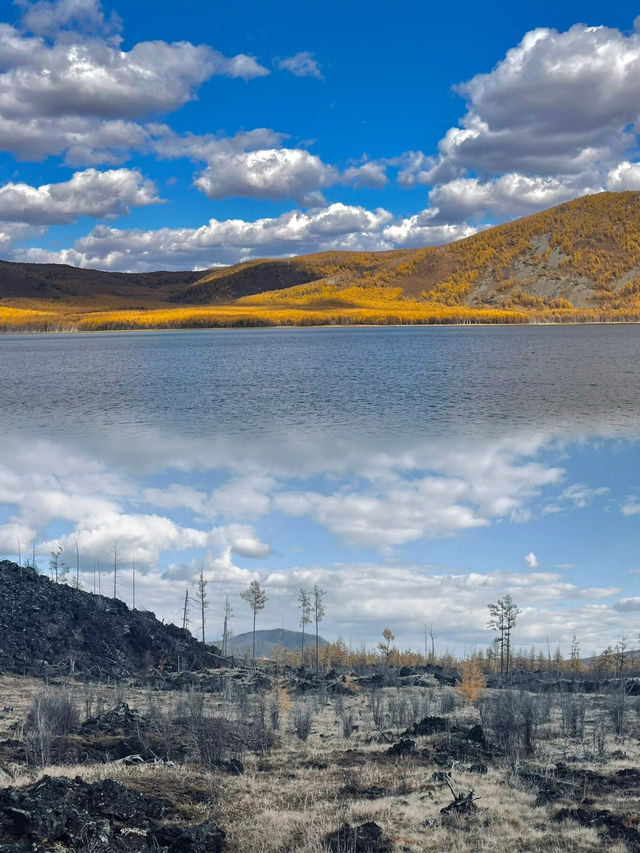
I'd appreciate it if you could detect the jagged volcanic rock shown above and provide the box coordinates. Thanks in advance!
[0,561,224,679]
[0,774,225,852]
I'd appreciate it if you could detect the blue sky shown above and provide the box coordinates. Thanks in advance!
[1,0,640,268]
[2,2,640,656]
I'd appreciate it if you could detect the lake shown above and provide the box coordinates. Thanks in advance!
[1,325,639,654]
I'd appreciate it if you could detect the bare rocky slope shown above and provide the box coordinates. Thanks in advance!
[0,560,224,679]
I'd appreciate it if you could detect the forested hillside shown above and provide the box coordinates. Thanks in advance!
[4,191,640,329]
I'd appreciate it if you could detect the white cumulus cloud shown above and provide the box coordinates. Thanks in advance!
[0,168,161,225]
[0,6,268,164]
[15,202,396,270]
[17,0,122,38]
[433,24,640,180]
[392,23,640,225]
[194,148,338,204]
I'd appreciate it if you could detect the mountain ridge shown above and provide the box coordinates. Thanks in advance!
[5,192,640,327]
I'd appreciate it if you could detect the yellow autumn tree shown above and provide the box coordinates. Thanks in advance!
[456,658,487,704]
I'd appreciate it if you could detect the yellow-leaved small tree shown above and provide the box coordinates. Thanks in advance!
[456,658,487,704]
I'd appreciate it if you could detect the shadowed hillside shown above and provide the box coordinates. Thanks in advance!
[0,260,202,303]
[5,192,640,328]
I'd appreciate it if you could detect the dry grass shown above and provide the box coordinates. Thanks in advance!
[0,676,638,851]
[212,743,627,852]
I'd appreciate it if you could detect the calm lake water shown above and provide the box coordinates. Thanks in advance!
[2,325,640,443]
[1,325,639,649]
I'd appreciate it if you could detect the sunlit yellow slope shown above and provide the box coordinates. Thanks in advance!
[4,191,640,330]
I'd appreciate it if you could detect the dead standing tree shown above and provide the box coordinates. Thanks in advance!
[241,580,267,666]
[194,564,208,643]
[313,585,325,673]
[109,540,119,599]
[222,595,233,657]
[182,589,190,631]
[297,588,311,667]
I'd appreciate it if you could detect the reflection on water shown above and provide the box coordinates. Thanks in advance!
[2,325,640,447]
[0,326,639,648]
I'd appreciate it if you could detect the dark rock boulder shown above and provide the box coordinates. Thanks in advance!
[385,738,415,757]
[326,821,393,852]
[405,715,448,737]
[0,774,225,853]
[0,775,161,851]
[466,724,486,746]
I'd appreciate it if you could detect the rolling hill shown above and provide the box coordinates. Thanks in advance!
[4,191,640,329]
[219,628,329,660]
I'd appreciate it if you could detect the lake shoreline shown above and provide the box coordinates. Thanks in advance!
[5,317,640,335]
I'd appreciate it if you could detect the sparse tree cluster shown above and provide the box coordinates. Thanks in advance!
[487,594,520,677]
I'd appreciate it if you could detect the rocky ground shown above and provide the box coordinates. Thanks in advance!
[0,560,639,851]
[0,774,225,852]
[0,561,225,679]
[0,671,638,851]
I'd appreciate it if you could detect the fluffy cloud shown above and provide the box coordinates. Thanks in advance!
[193,148,338,204]
[524,552,539,569]
[621,498,640,516]
[0,437,277,578]
[44,513,208,568]
[277,485,486,548]
[193,148,394,204]
[427,173,600,223]
[381,213,476,248]
[0,5,268,163]
[231,537,272,559]
[17,0,122,38]
[0,26,265,120]
[0,168,161,225]
[343,161,388,190]
[429,25,640,181]
[391,24,640,225]
[613,596,640,612]
[0,222,40,252]
[606,161,640,191]
[277,51,322,79]
[7,203,475,267]
[560,484,609,509]
[274,437,563,549]
[151,127,287,163]
[16,202,397,269]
